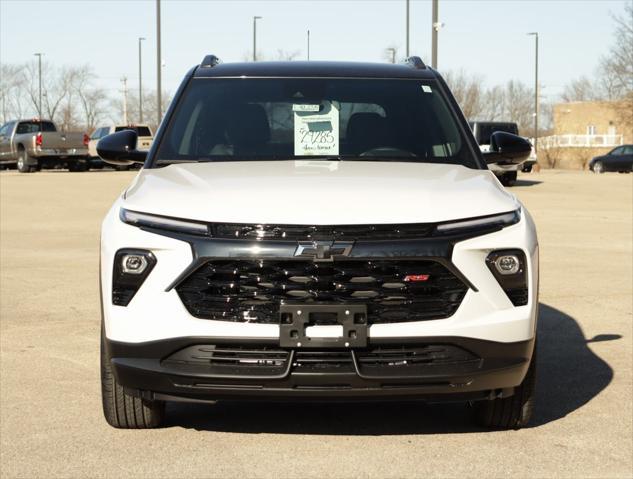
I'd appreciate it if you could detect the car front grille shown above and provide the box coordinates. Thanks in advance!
[175,259,468,324]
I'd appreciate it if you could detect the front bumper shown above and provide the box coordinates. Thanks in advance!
[107,335,534,402]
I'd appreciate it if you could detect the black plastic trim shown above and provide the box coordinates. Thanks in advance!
[105,335,535,402]
[486,249,528,306]
[112,249,156,306]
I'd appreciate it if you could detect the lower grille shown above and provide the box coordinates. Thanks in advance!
[356,345,480,377]
[176,259,468,324]
[163,345,289,377]
[293,350,355,372]
[162,344,480,377]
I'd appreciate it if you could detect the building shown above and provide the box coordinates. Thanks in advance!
[539,100,633,169]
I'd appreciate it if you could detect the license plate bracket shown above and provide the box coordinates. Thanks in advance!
[279,304,368,348]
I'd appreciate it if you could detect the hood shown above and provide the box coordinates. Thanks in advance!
[124,161,518,225]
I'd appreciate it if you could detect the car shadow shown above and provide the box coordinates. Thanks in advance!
[164,303,617,434]
[514,178,543,187]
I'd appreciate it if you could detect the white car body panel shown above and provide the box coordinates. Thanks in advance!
[124,161,519,224]
[101,161,538,346]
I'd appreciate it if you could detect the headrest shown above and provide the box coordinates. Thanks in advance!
[226,104,270,146]
[347,112,389,150]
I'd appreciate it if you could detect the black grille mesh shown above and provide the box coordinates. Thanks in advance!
[176,259,467,324]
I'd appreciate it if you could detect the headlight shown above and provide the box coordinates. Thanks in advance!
[120,208,209,236]
[435,209,520,235]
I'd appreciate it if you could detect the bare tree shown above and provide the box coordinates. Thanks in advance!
[443,70,485,119]
[502,80,534,134]
[600,2,633,100]
[483,85,506,121]
[72,66,108,131]
[110,89,171,132]
[274,49,301,61]
[0,64,28,122]
[561,76,600,102]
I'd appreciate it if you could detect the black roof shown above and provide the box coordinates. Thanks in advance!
[194,61,437,79]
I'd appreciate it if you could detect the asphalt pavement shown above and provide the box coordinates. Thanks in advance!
[0,169,631,478]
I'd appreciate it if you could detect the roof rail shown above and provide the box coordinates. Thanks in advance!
[200,55,221,68]
[403,56,427,70]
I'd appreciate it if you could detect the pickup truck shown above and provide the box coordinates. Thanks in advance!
[0,119,90,172]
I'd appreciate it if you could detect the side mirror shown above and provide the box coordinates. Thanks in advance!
[97,130,147,166]
[483,131,532,165]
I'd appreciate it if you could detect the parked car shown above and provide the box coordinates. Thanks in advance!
[589,145,633,173]
[0,119,89,172]
[98,56,538,430]
[88,124,153,170]
[469,121,533,185]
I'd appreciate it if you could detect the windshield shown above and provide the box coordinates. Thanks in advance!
[154,78,478,168]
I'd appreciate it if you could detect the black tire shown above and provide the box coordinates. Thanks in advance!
[473,345,536,430]
[101,331,165,428]
[17,148,35,173]
[68,160,89,172]
[500,171,517,186]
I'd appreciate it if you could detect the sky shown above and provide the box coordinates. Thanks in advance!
[0,0,629,104]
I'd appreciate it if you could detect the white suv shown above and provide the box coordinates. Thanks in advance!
[98,56,538,430]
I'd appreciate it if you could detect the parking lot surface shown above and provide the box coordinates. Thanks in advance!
[0,169,631,478]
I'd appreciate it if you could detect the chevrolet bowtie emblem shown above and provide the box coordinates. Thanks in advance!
[294,240,354,261]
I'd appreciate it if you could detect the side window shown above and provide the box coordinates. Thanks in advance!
[0,123,8,136]
[611,147,623,156]
[624,146,633,155]
[15,122,32,134]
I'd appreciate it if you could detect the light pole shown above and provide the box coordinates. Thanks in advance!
[431,0,439,68]
[405,0,409,57]
[527,32,539,154]
[253,16,262,61]
[121,76,129,125]
[156,0,162,124]
[386,48,396,64]
[34,53,44,118]
[307,29,310,61]
[138,37,145,123]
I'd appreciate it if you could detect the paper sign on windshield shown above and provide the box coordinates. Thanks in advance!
[294,101,339,156]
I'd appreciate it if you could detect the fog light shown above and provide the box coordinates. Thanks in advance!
[495,254,521,275]
[486,250,528,306]
[121,254,148,274]
[494,255,520,275]
[112,249,156,306]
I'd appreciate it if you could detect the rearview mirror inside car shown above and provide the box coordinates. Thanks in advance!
[97,130,147,166]
[483,131,532,165]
